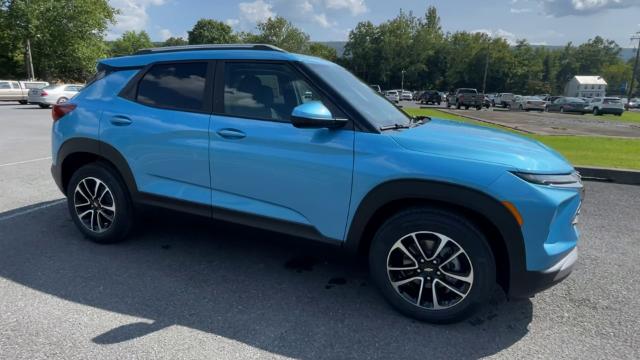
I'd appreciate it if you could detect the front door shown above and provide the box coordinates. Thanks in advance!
[210,61,354,241]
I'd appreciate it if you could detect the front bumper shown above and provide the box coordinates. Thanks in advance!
[509,247,577,298]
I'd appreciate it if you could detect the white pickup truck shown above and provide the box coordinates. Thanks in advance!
[0,80,49,104]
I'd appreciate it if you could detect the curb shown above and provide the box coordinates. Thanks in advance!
[576,166,640,185]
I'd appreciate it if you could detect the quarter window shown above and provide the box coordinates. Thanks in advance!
[222,62,329,122]
[137,62,208,112]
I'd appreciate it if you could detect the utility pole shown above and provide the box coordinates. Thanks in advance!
[628,32,640,105]
[482,50,489,95]
[25,39,35,81]
[401,69,406,92]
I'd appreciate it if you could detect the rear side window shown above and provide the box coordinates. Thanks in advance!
[137,62,208,112]
[0,82,10,89]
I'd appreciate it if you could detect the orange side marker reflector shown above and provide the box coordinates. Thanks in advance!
[502,201,524,226]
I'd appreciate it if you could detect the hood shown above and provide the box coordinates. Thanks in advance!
[390,119,574,173]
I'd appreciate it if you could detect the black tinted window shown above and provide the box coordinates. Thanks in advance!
[223,62,328,122]
[137,62,207,111]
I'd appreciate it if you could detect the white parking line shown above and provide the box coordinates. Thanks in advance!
[0,156,52,168]
[0,199,65,222]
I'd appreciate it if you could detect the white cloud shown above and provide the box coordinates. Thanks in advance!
[239,0,276,24]
[313,13,334,28]
[537,0,640,16]
[226,18,240,27]
[159,28,172,41]
[510,7,533,13]
[108,0,166,39]
[324,0,367,15]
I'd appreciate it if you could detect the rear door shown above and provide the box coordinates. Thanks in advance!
[209,60,354,241]
[101,61,214,210]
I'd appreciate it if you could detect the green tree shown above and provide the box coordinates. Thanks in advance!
[308,42,337,61]
[2,0,116,81]
[188,19,237,44]
[250,16,310,53]
[110,30,153,57]
[163,37,188,47]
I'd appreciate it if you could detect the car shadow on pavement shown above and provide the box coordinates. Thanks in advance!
[0,202,533,359]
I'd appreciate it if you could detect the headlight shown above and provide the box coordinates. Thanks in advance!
[514,171,582,187]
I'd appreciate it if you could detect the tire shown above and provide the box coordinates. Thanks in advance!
[456,102,461,110]
[38,104,50,109]
[57,97,69,104]
[476,106,481,110]
[615,113,622,116]
[18,100,27,105]
[66,162,134,244]
[518,105,523,111]
[560,107,565,113]
[464,105,469,110]
[593,108,601,116]
[437,101,441,106]
[369,207,495,323]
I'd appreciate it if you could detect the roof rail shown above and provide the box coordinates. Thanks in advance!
[134,44,287,55]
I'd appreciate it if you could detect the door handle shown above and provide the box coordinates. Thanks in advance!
[216,128,246,139]
[110,115,132,126]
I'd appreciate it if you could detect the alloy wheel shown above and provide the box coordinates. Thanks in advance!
[73,177,116,233]
[386,231,474,310]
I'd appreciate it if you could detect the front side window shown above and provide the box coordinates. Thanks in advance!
[222,62,329,122]
[304,61,411,128]
[137,62,208,112]
[10,82,19,89]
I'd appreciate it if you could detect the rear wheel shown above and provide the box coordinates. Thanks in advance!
[67,163,134,244]
[369,207,495,323]
[18,100,27,105]
[560,107,565,113]
[593,108,600,116]
[57,97,69,104]
[38,104,50,109]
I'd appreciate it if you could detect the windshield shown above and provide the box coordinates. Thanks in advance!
[305,62,411,128]
[566,97,585,103]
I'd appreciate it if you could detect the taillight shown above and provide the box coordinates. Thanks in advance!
[40,91,48,96]
[52,103,77,122]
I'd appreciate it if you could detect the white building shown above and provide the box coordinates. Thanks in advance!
[564,76,607,98]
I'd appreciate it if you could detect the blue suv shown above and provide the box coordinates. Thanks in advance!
[51,44,582,323]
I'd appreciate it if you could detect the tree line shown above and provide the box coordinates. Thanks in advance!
[0,1,637,96]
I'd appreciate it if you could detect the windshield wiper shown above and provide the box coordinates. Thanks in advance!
[412,115,431,124]
[379,123,412,131]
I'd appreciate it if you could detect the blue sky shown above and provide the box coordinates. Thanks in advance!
[108,0,640,47]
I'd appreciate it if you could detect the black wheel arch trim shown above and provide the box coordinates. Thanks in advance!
[54,137,139,197]
[344,179,527,295]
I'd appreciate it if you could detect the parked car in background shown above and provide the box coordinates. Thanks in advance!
[418,90,442,105]
[28,84,83,108]
[493,93,514,108]
[385,90,400,103]
[543,95,562,104]
[514,96,546,112]
[626,98,639,109]
[400,90,413,101]
[369,84,382,93]
[51,44,583,323]
[587,97,624,116]
[446,88,483,110]
[546,97,589,114]
[0,80,49,104]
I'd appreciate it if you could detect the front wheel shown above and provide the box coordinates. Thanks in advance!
[18,100,27,105]
[593,108,600,116]
[57,97,69,104]
[67,163,134,244]
[369,207,495,323]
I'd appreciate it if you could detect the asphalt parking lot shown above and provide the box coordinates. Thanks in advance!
[403,101,640,137]
[1,103,639,359]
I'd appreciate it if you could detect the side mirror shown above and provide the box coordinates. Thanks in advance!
[291,101,347,129]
